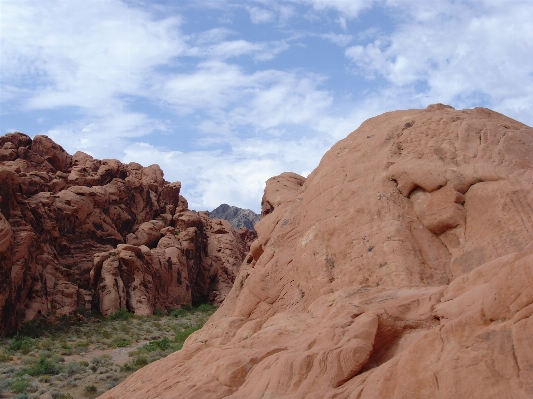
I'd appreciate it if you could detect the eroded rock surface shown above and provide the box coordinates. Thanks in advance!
[102,105,533,399]
[0,133,251,335]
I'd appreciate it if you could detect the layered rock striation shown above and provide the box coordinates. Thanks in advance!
[102,105,533,399]
[0,133,251,335]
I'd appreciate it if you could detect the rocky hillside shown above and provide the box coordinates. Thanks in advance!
[102,105,533,399]
[0,133,254,336]
[209,204,260,230]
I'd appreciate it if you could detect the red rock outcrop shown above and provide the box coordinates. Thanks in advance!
[0,132,251,336]
[101,105,533,399]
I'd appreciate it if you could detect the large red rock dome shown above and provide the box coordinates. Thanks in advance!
[101,105,533,399]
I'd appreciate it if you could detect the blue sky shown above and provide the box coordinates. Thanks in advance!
[1,0,533,212]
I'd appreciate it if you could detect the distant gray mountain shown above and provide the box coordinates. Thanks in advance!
[209,204,260,230]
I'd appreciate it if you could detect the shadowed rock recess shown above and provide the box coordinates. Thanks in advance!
[0,133,254,336]
[101,105,533,399]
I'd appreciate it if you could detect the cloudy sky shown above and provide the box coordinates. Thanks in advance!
[1,0,532,212]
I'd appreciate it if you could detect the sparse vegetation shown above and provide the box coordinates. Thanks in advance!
[108,308,131,321]
[84,384,97,392]
[0,304,216,398]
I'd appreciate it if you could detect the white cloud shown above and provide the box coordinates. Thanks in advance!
[192,28,235,45]
[185,39,289,61]
[156,61,332,128]
[291,0,376,19]
[247,1,296,24]
[319,33,354,47]
[1,0,185,111]
[42,111,167,160]
[345,0,533,124]
[248,6,276,24]
[122,135,330,213]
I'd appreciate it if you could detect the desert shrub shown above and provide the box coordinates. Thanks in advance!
[174,324,201,342]
[108,308,131,321]
[101,330,112,339]
[39,339,54,350]
[38,349,53,357]
[22,356,62,376]
[90,355,112,369]
[50,392,73,399]
[9,376,31,393]
[14,393,29,399]
[51,354,65,363]
[84,384,97,392]
[110,337,131,348]
[64,361,86,376]
[195,304,216,313]
[141,337,170,352]
[153,308,165,317]
[0,376,10,390]
[64,378,77,387]
[170,308,186,317]
[79,360,89,367]
[73,340,90,354]
[9,336,33,354]
[121,355,148,372]
[27,380,39,392]
[0,351,13,362]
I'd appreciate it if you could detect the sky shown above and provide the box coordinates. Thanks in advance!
[1,0,533,213]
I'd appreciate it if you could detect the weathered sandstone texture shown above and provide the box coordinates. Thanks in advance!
[0,133,251,335]
[102,105,533,399]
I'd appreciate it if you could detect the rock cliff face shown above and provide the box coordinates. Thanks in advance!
[0,133,250,336]
[209,203,260,230]
[102,105,533,399]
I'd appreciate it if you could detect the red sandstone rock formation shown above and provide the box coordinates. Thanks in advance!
[0,132,250,336]
[101,105,533,399]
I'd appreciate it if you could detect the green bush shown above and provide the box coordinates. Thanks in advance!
[21,356,62,376]
[50,392,73,399]
[0,351,13,362]
[140,337,171,352]
[170,308,186,318]
[84,384,97,392]
[196,304,216,313]
[9,336,33,354]
[153,308,165,317]
[174,324,201,343]
[9,376,30,393]
[110,337,131,348]
[121,355,148,372]
[108,308,131,321]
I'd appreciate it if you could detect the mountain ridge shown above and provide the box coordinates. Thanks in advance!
[209,203,260,230]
